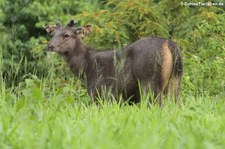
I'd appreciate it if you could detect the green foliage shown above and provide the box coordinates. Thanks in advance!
[0,0,104,87]
[0,0,225,147]
[1,0,224,96]
[77,0,169,48]
[1,86,225,148]
[76,0,225,97]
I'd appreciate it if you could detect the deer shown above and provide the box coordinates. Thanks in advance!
[45,19,183,106]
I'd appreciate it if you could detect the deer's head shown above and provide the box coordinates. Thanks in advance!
[45,19,92,54]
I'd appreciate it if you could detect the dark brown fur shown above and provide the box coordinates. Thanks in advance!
[45,20,183,106]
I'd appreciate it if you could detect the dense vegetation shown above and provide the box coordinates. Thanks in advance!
[0,0,224,148]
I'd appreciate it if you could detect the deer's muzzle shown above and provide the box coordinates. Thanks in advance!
[45,44,54,51]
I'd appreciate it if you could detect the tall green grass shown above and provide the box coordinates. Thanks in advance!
[0,78,225,148]
[1,87,225,149]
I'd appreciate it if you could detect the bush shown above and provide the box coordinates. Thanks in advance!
[0,0,224,98]
[0,0,103,87]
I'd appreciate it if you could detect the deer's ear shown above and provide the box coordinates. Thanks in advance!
[83,25,93,34]
[76,25,93,37]
[45,25,56,33]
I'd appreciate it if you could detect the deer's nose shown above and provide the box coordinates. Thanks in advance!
[45,44,54,51]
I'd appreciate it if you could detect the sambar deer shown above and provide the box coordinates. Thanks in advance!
[45,19,183,106]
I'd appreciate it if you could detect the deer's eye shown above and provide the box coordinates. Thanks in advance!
[64,34,70,38]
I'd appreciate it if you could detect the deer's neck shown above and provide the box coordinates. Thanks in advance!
[63,44,94,80]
